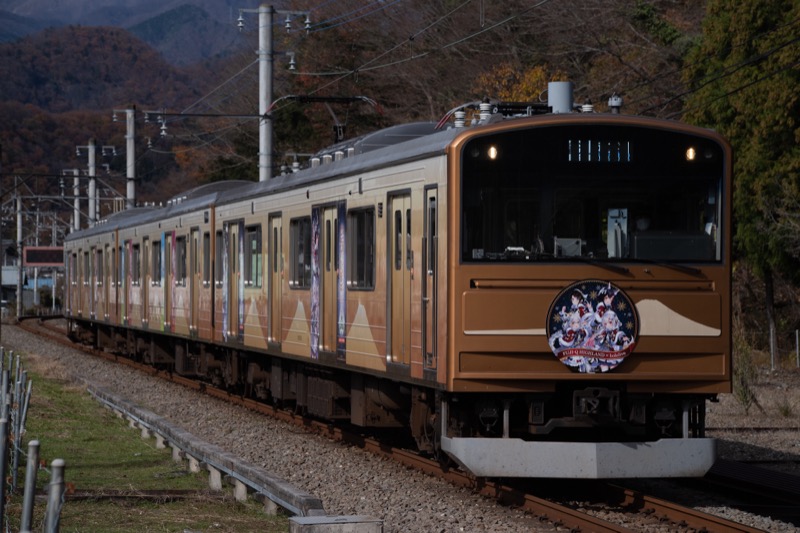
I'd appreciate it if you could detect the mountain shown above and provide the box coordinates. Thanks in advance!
[0,9,48,41]
[0,25,204,112]
[129,4,240,66]
[0,0,249,65]
[0,0,242,26]
[0,24,212,199]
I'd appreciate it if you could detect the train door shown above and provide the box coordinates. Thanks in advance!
[423,187,438,371]
[225,220,244,341]
[122,241,130,325]
[109,246,117,323]
[142,237,149,327]
[321,206,339,352]
[67,252,75,316]
[90,246,97,319]
[81,250,88,317]
[268,214,282,344]
[165,232,173,331]
[190,228,200,335]
[389,193,412,366]
[103,244,117,321]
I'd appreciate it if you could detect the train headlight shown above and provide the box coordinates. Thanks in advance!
[685,147,696,161]
[488,145,499,160]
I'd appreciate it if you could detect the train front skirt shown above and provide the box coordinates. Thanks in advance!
[441,435,716,478]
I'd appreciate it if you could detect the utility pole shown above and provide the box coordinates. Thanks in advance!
[76,140,96,226]
[259,5,272,182]
[77,140,116,225]
[113,108,136,208]
[238,4,310,181]
[238,4,273,182]
[16,192,22,319]
[72,169,80,232]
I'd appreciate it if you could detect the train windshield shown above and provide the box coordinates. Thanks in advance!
[460,124,726,263]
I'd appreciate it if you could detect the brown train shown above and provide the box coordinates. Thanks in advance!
[65,84,732,478]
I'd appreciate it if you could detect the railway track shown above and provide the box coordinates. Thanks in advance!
[18,316,793,532]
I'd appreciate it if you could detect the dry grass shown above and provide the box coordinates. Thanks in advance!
[4,352,288,533]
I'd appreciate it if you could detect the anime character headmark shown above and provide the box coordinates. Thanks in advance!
[547,281,638,373]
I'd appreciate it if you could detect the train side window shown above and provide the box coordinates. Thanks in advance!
[335,217,340,268]
[394,210,402,270]
[104,245,110,286]
[272,227,279,273]
[143,237,149,284]
[245,225,263,288]
[83,251,90,286]
[203,232,210,286]
[347,208,375,290]
[215,230,223,286]
[176,236,187,286]
[325,219,332,272]
[70,253,77,285]
[290,216,311,289]
[95,249,103,286]
[152,240,162,287]
[132,243,141,286]
[406,208,412,270]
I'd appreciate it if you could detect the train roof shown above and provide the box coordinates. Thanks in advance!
[65,112,726,243]
[64,122,460,241]
[219,122,460,204]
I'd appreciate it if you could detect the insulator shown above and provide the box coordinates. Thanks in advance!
[285,15,291,31]
[608,93,623,114]
[479,102,492,123]
[454,110,466,128]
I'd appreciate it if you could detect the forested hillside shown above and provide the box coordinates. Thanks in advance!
[0,25,201,111]
[0,25,209,197]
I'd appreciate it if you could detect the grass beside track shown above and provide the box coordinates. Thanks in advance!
[4,349,288,533]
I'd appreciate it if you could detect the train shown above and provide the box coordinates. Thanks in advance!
[64,82,732,478]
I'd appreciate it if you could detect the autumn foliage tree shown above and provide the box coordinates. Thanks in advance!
[683,0,800,354]
[471,63,566,102]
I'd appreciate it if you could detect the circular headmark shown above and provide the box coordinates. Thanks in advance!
[546,280,639,373]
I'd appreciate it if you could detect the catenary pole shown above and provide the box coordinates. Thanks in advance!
[259,4,273,182]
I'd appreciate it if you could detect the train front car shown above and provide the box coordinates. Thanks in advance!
[443,114,731,478]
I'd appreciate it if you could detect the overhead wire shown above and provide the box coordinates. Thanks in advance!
[666,57,800,120]
[644,33,800,116]
[293,0,554,97]
[308,0,406,31]
[621,15,800,111]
